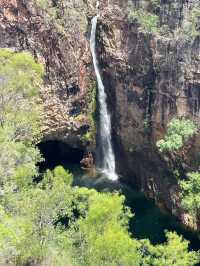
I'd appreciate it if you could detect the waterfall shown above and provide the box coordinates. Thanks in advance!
[90,4,118,181]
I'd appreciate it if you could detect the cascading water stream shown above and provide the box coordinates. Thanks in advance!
[90,2,118,181]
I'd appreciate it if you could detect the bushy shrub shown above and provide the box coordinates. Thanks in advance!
[190,7,200,36]
[139,231,199,266]
[157,118,197,152]
[177,7,200,39]
[179,172,200,219]
[128,9,159,33]
[35,0,88,33]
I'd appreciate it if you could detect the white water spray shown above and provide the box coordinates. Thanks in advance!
[90,2,118,181]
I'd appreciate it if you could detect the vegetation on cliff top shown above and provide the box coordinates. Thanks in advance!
[128,9,159,33]
[127,0,159,33]
[35,0,88,34]
[127,1,200,38]
[180,7,200,39]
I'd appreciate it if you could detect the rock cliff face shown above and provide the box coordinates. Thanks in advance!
[1,0,200,229]
[0,0,96,149]
[98,0,200,228]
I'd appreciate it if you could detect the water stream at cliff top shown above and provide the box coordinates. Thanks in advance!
[90,3,118,181]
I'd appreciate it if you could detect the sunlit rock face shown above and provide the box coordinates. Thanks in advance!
[0,0,96,149]
[97,0,200,229]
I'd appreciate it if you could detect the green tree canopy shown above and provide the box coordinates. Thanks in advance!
[0,49,44,190]
[179,172,200,222]
[157,118,197,152]
[139,231,199,266]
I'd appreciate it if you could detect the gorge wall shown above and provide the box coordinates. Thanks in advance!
[1,0,200,229]
[0,0,96,149]
[98,0,200,228]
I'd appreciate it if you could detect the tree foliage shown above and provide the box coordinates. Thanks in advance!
[0,165,199,265]
[139,231,199,266]
[157,118,197,152]
[179,172,200,222]
[35,0,88,33]
[181,7,200,39]
[127,1,159,33]
[128,9,159,33]
[0,49,43,142]
[68,192,141,266]
[0,49,44,190]
[0,166,76,265]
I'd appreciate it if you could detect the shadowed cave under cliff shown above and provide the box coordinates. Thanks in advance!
[38,140,85,171]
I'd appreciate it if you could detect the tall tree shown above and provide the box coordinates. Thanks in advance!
[0,49,44,190]
[179,172,200,226]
